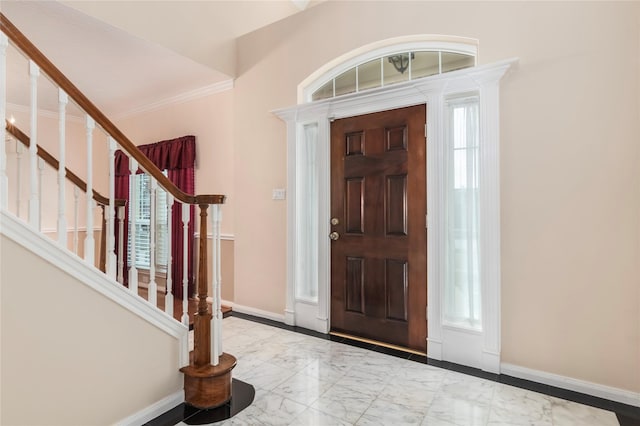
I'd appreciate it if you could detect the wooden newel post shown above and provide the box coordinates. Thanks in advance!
[194,204,212,367]
[181,203,236,409]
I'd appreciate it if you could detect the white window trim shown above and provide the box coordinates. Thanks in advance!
[275,57,517,374]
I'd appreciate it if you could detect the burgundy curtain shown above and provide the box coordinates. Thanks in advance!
[114,135,196,299]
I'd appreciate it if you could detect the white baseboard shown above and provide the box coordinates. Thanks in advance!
[116,389,184,426]
[316,316,329,334]
[501,363,640,408]
[209,299,286,324]
[227,301,285,323]
[427,338,443,360]
[284,309,295,326]
[481,350,500,374]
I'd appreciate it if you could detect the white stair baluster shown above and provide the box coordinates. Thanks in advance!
[83,115,95,264]
[73,185,80,254]
[37,157,44,230]
[149,178,158,306]
[216,207,223,357]
[15,142,24,218]
[106,137,117,279]
[181,203,189,326]
[165,193,174,317]
[128,158,139,295]
[210,204,222,365]
[117,205,125,284]
[0,33,8,210]
[28,60,40,229]
[57,90,68,246]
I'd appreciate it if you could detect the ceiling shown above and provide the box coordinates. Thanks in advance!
[1,0,317,118]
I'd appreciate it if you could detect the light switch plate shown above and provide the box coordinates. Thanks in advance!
[272,188,286,200]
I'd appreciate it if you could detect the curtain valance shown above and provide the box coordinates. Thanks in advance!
[115,135,196,176]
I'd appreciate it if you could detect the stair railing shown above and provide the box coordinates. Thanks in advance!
[5,121,125,269]
[0,13,229,379]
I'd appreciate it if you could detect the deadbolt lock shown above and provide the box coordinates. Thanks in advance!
[330,217,340,226]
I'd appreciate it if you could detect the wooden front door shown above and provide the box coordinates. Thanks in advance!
[330,105,427,352]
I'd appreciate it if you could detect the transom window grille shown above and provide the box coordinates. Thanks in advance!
[128,172,169,270]
[311,50,475,101]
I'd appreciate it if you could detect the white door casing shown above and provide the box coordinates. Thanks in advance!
[274,57,517,373]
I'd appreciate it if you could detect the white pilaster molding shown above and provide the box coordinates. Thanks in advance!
[15,142,24,218]
[28,60,40,229]
[210,204,221,366]
[316,117,331,334]
[165,193,174,317]
[37,157,44,230]
[148,178,158,307]
[181,203,189,326]
[0,33,8,210]
[283,114,297,326]
[128,157,139,294]
[73,185,80,254]
[426,93,445,360]
[215,207,223,357]
[106,137,117,279]
[117,205,125,284]
[57,89,68,247]
[473,73,504,374]
[83,115,95,265]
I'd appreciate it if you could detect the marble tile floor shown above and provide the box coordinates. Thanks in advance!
[152,314,640,426]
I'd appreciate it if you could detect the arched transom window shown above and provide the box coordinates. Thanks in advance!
[302,37,478,103]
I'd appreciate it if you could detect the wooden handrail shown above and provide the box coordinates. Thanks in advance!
[0,13,224,206]
[5,122,125,207]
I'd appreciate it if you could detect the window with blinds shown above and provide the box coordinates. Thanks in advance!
[128,172,169,270]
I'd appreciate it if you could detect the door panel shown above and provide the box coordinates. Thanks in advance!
[330,104,427,352]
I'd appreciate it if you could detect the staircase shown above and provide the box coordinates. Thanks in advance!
[0,14,235,425]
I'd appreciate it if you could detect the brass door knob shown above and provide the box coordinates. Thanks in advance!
[329,232,340,241]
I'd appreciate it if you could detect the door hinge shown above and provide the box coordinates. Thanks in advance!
[425,213,428,229]
[426,306,429,320]
[424,123,428,139]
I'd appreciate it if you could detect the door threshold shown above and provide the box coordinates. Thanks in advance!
[329,331,426,356]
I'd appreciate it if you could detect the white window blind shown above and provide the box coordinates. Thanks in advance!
[128,172,169,270]
[444,96,481,329]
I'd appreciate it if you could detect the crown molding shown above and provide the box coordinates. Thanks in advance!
[113,79,234,121]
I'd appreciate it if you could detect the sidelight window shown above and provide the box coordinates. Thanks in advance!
[444,96,481,329]
[295,123,319,302]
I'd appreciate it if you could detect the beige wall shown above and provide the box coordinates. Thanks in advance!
[0,235,183,425]
[232,1,640,393]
